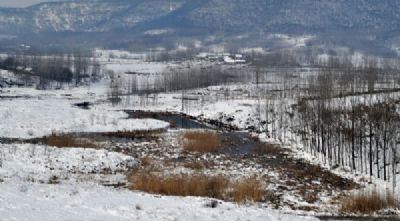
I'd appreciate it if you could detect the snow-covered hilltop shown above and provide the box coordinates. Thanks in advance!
[1,0,400,33]
[1,0,400,54]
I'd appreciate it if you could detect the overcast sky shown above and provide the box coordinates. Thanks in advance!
[0,0,59,7]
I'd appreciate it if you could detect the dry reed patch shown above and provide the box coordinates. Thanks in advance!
[340,190,400,214]
[43,134,98,148]
[182,131,221,153]
[229,177,266,203]
[130,173,228,199]
[129,173,267,203]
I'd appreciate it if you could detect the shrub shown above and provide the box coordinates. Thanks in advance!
[140,156,153,167]
[340,190,400,214]
[182,131,221,153]
[230,177,266,203]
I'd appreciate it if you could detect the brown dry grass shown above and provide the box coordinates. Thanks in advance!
[130,173,228,199]
[182,131,221,153]
[43,134,98,148]
[140,156,154,167]
[183,161,206,170]
[229,177,266,203]
[129,173,266,203]
[340,190,400,214]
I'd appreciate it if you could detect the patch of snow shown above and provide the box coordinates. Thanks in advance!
[144,28,173,36]
[0,144,138,183]
[267,34,314,48]
[239,47,267,55]
[103,60,174,74]
[0,89,169,138]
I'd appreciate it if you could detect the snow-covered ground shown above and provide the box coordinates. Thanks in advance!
[0,181,318,221]
[95,48,177,74]
[104,61,173,74]
[0,82,169,138]
[0,63,323,220]
[0,144,137,183]
[4,50,399,220]
[0,97,168,138]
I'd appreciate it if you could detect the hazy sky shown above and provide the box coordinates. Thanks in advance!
[0,0,59,7]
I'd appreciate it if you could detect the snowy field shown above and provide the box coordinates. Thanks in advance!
[0,82,169,138]
[0,181,318,221]
[0,97,168,138]
[1,50,399,220]
[0,65,321,220]
[0,144,138,183]
[95,48,177,74]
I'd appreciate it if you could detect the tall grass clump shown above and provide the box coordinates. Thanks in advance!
[340,189,400,214]
[182,131,221,153]
[129,173,266,203]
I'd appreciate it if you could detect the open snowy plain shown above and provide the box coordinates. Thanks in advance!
[0,60,322,221]
[1,50,399,220]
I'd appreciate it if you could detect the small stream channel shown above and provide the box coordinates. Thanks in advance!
[124,110,260,155]
[125,110,210,130]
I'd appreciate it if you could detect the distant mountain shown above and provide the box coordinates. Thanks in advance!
[1,0,400,55]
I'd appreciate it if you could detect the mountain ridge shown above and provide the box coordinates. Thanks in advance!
[0,0,399,55]
[3,0,400,33]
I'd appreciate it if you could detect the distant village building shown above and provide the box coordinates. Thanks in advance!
[197,52,246,64]
[223,54,246,64]
[223,56,235,64]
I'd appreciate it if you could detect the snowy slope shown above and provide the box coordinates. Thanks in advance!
[2,0,400,33]
[1,0,400,55]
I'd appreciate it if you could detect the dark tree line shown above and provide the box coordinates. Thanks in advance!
[258,59,400,190]
[0,50,102,89]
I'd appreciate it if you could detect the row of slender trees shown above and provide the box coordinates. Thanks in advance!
[256,59,400,190]
[0,50,102,89]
